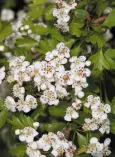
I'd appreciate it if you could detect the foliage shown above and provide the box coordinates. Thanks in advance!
[0,0,115,157]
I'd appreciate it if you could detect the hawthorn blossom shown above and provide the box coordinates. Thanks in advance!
[15,127,38,143]
[87,137,111,157]
[64,106,79,121]
[13,84,25,98]
[39,61,56,79]
[40,86,59,105]
[53,0,77,32]
[0,67,5,84]
[83,95,111,134]
[37,134,52,151]
[1,9,14,21]
[5,96,17,112]
[17,95,38,113]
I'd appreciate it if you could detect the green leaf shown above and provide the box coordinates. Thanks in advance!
[111,122,115,134]
[74,111,90,125]
[96,0,108,17]
[33,0,48,5]
[39,40,51,53]
[45,122,66,132]
[90,49,110,71]
[86,33,105,48]
[31,24,49,35]
[103,8,115,27]
[75,9,89,20]
[44,4,56,21]
[70,44,81,56]
[19,114,34,127]
[0,110,8,128]
[65,39,75,49]
[16,36,38,48]
[28,5,43,19]
[105,49,115,58]
[49,28,65,42]
[76,153,90,157]
[48,102,68,117]
[70,22,83,37]
[112,97,115,114]
[104,49,115,69]
[10,144,26,157]
[8,116,25,129]
[92,25,105,33]
[0,22,12,41]
[77,132,88,147]
[31,105,46,121]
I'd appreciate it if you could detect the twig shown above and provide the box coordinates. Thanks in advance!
[32,53,41,60]
[92,15,108,24]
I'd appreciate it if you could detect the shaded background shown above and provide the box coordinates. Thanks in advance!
[0,0,115,156]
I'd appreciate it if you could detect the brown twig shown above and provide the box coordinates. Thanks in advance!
[32,53,41,60]
[92,15,108,24]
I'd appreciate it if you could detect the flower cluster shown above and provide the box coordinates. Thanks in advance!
[15,125,76,157]
[1,9,14,21]
[5,94,38,113]
[19,25,32,35]
[64,98,82,121]
[5,42,91,114]
[53,0,77,32]
[83,95,111,134]
[15,126,39,143]
[0,67,5,84]
[87,137,111,157]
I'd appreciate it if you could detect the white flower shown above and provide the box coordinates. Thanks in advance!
[26,147,46,157]
[17,99,30,113]
[39,61,55,79]
[56,42,70,59]
[51,144,65,157]
[103,104,111,113]
[5,96,17,112]
[55,70,73,86]
[13,84,25,98]
[28,141,38,150]
[99,119,110,134]
[55,22,69,32]
[40,86,59,105]
[33,122,39,128]
[37,134,51,151]
[0,45,5,51]
[17,95,38,113]
[56,84,69,98]
[72,99,82,110]
[0,67,5,84]
[25,95,38,110]
[1,9,14,21]
[64,106,79,121]
[87,137,111,157]
[53,8,70,23]
[17,127,38,143]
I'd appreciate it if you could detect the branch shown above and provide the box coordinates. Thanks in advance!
[32,53,41,60]
[92,15,108,24]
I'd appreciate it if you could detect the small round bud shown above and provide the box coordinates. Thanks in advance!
[85,61,91,66]
[0,45,5,51]
[24,25,30,30]
[15,129,20,135]
[33,122,39,128]
[78,91,84,98]
[41,84,47,90]
[20,26,24,31]
[27,29,32,34]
